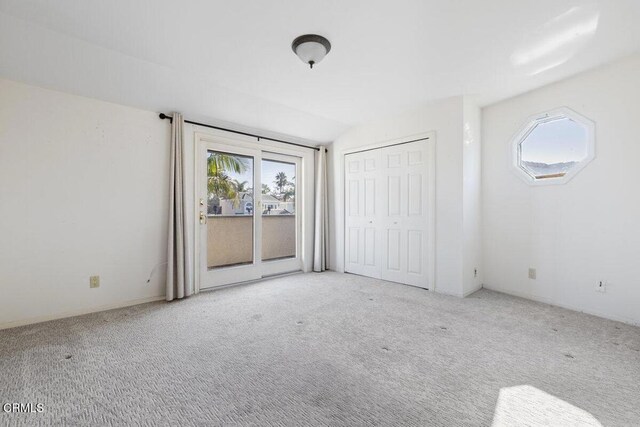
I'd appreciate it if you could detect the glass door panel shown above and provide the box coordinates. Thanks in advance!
[261,158,296,261]
[206,150,254,269]
[198,138,303,290]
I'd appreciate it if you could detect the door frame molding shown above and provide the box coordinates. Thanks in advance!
[191,128,315,294]
[342,131,436,291]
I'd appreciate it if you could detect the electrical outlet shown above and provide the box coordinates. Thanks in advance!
[89,275,100,288]
[596,280,606,293]
[528,268,536,280]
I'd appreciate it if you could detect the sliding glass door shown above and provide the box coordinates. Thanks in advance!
[259,152,301,278]
[198,140,302,289]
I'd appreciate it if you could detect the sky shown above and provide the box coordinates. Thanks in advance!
[520,117,589,164]
[214,154,295,194]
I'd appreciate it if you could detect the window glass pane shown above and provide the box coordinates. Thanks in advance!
[261,159,296,261]
[520,117,588,179]
[206,150,253,269]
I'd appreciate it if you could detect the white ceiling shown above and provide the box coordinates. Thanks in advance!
[1,0,639,143]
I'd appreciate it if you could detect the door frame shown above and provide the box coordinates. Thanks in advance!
[342,132,436,291]
[192,129,315,293]
[197,139,262,288]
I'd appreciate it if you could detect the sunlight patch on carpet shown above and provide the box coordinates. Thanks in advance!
[492,385,601,427]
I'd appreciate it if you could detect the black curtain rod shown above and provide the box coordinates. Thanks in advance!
[159,113,324,152]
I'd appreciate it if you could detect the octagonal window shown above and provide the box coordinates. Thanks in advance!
[512,107,595,185]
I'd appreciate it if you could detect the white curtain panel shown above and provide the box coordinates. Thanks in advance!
[313,148,329,272]
[166,113,194,300]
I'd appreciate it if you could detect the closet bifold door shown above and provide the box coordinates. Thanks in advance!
[378,142,430,288]
[345,149,382,279]
[345,139,431,289]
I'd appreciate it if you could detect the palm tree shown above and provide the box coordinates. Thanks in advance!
[230,180,251,208]
[262,184,271,194]
[282,188,295,202]
[207,171,233,214]
[207,172,234,200]
[274,172,288,194]
[207,153,248,204]
[208,152,247,176]
[233,180,249,193]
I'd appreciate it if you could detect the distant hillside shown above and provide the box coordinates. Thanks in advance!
[521,161,578,178]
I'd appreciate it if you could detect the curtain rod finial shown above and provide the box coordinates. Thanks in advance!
[159,113,169,120]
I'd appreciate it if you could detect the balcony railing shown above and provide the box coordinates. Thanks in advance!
[207,215,296,269]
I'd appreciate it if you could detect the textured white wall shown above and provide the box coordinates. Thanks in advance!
[328,97,467,296]
[462,98,483,296]
[0,78,170,328]
[482,54,640,325]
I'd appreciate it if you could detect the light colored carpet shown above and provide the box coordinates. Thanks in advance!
[1,272,639,426]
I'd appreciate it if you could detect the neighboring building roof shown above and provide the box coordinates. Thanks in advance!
[262,194,280,203]
[263,209,292,215]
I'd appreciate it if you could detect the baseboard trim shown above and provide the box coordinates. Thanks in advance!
[482,284,640,327]
[462,284,483,298]
[0,295,166,330]
[433,289,464,298]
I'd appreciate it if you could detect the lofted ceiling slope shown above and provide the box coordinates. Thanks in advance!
[0,0,639,142]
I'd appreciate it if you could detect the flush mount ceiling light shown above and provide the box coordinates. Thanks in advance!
[291,34,331,69]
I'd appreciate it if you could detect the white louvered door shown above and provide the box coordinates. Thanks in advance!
[344,139,432,289]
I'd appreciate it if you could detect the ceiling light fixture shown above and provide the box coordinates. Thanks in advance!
[291,34,331,69]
